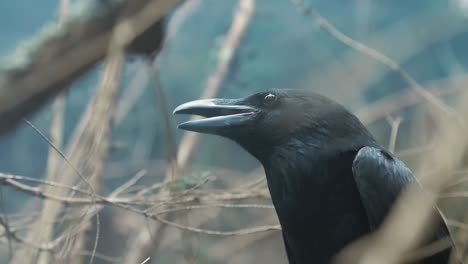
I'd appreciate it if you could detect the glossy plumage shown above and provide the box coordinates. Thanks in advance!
[174,89,454,263]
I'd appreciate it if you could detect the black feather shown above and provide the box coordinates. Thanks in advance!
[174,89,455,263]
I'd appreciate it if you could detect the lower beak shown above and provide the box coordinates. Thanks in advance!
[173,98,257,133]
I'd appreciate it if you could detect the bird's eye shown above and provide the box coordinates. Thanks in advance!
[263,93,277,106]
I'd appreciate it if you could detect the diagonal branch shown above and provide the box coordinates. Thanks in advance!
[289,0,460,124]
[0,0,176,136]
[125,0,257,262]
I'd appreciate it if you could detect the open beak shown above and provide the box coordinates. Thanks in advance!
[173,98,257,134]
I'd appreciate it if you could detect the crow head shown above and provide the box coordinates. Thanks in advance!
[174,90,372,161]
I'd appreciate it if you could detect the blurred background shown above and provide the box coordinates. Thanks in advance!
[1,0,468,263]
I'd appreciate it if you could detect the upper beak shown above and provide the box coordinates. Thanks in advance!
[173,98,257,133]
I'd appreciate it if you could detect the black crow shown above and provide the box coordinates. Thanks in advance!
[173,90,454,263]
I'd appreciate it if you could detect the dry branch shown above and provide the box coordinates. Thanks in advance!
[15,1,69,261]
[176,0,256,170]
[356,75,468,125]
[0,0,172,136]
[125,0,256,262]
[335,92,468,264]
[289,0,457,126]
[6,1,173,263]
[0,170,277,235]
[69,42,125,264]
[386,116,402,153]
[297,3,468,109]
[2,1,465,263]
[287,1,468,262]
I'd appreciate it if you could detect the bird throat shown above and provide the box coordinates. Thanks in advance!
[262,146,371,263]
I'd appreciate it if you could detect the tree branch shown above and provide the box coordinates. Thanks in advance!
[0,0,174,136]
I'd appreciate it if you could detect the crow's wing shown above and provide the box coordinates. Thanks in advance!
[352,146,454,263]
[352,146,416,229]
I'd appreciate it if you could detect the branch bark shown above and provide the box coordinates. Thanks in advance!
[0,0,173,136]
[12,1,69,262]
[124,0,257,260]
[9,1,172,263]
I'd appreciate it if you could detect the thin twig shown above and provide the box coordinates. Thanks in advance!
[177,0,256,170]
[334,83,468,264]
[126,0,257,262]
[22,119,94,191]
[289,0,459,124]
[141,257,151,264]
[0,187,13,261]
[385,116,402,153]
[356,75,468,125]
[110,170,148,198]
[0,0,178,135]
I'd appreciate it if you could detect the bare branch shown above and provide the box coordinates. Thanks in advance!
[177,0,256,170]
[125,0,257,262]
[335,94,468,264]
[0,0,175,135]
[289,0,459,124]
[356,75,468,125]
[386,116,402,153]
